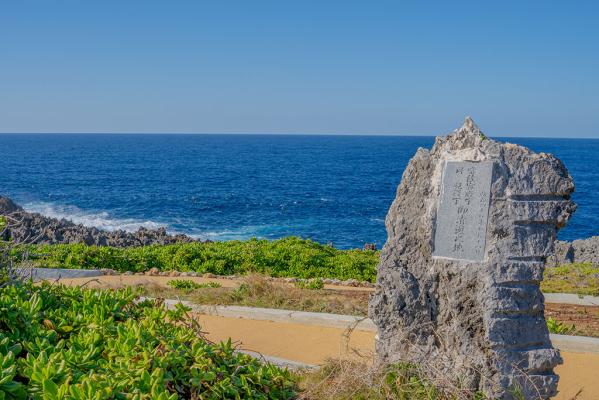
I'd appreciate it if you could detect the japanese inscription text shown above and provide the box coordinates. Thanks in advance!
[433,161,493,262]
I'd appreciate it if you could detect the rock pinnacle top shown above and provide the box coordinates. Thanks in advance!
[459,116,482,136]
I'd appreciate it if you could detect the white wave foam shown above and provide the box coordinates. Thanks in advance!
[23,201,165,232]
[23,201,276,241]
[185,225,271,242]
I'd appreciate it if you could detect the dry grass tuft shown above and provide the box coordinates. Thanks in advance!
[296,358,469,400]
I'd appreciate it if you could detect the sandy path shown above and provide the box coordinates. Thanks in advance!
[195,313,599,400]
[556,352,599,400]
[195,314,375,365]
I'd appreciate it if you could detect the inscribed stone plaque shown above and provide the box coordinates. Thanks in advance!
[433,161,493,261]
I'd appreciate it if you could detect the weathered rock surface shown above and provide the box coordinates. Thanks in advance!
[368,118,575,399]
[0,196,195,247]
[548,236,599,266]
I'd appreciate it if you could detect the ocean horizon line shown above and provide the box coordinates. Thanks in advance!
[1,132,598,140]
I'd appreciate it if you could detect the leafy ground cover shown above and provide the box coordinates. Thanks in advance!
[0,282,296,399]
[294,278,325,290]
[0,280,483,400]
[546,317,577,335]
[541,262,599,296]
[19,240,599,296]
[19,238,379,282]
[0,282,582,400]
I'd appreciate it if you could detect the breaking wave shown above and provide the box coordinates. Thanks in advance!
[22,201,165,233]
[22,201,272,241]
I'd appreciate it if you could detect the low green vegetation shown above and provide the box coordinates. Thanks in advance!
[19,237,379,282]
[0,281,484,400]
[295,278,325,290]
[542,262,599,296]
[546,317,577,335]
[12,237,599,297]
[16,237,599,296]
[0,231,488,399]
[0,282,296,399]
[167,279,221,290]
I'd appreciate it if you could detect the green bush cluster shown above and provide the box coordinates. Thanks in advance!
[546,317,577,335]
[167,279,221,290]
[294,278,325,290]
[20,237,380,282]
[0,283,295,399]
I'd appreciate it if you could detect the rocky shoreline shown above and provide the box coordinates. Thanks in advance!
[549,236,599,267]
[0,196,195,247]
[1,195,597,264]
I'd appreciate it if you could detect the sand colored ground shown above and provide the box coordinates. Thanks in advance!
[195,314,599,400]
[195,314,375,365]
[556,352,599,400]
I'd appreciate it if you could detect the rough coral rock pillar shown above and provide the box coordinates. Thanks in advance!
[368,118,576,399]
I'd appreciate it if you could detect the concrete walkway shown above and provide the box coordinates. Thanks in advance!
[189,303,377,331]
[163,300,599,355]
[26,267,103,281]
[544,292,599,306]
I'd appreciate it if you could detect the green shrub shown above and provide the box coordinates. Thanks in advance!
[295,278,325,290]
[19,237,380,282]
[546,317,577,335]
[0,282,296,399]
[167,279,221,290]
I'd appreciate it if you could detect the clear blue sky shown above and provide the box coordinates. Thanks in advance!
[1,1,597,137]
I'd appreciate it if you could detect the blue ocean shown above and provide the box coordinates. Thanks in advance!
[0,134,597,248]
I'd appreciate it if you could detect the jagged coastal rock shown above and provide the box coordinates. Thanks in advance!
[548,236,599,266]
[369,118,575,399]
[0,196,194,246]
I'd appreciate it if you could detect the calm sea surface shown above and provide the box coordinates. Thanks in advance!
[0,134,597,248]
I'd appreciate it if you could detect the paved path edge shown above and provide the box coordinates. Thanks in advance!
[156,299,599,355]
[544,292,599,306]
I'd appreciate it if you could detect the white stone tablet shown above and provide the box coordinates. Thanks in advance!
[433,161,493,261]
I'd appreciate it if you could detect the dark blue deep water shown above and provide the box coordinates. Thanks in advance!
[0,134,597,248]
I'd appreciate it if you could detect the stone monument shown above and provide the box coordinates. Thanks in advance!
[369,118,575,399]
